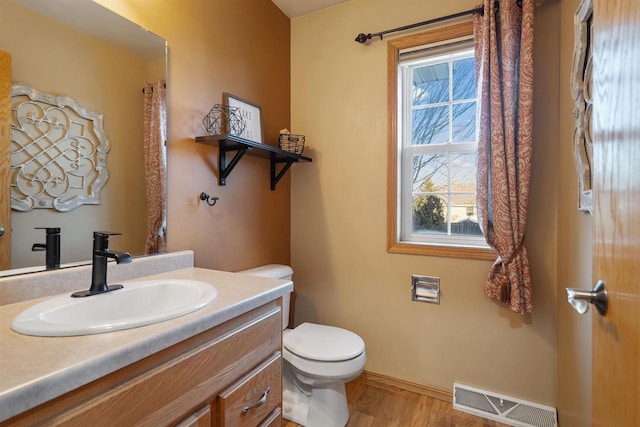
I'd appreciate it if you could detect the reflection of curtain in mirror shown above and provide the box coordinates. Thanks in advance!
[143,80,166,254]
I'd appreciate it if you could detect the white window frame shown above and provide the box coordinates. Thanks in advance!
[387,22,494,260]
[399,46,486,248]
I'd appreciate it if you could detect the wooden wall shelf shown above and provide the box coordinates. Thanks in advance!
[195,134,312,190]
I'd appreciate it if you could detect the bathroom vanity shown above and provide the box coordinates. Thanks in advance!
[0,259,292,426]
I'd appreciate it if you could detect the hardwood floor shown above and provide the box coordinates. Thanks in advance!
[282,377,508,427]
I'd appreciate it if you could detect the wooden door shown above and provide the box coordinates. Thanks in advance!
[0,51,10,270]
[591,0,640,425]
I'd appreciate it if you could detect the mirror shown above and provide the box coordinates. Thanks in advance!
[0,0,167,276]
[571,0,593,213]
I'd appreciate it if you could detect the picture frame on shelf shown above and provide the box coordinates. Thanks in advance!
[223,92,264,144]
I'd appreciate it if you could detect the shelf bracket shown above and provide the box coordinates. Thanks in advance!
[196,134,311,190]
[219,140,251,186]
[271,154,298,190]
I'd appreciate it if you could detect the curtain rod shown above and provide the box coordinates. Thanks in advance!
[354,0,522,44]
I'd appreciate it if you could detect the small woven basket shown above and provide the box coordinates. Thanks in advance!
[278,134,305,155]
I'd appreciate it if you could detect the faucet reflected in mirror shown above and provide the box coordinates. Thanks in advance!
[31,227,61,270]
[72,232,132,298]
[0,0,167,276]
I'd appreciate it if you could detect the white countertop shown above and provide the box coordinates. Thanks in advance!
[0,267,292,422]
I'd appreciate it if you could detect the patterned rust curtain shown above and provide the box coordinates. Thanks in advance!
[474,0,535,314]
[143,80,167,254]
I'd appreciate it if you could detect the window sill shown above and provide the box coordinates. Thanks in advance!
[388,241,496,260]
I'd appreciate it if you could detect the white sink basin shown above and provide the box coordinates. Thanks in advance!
[11,279,218,337]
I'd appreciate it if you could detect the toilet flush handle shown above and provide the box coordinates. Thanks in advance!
[242,386,270,414]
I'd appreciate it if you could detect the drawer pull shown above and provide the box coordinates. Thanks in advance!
[242,386,271,414]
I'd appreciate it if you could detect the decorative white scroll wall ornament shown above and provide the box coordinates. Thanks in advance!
[571,0,593,213]
[10,83,110,212]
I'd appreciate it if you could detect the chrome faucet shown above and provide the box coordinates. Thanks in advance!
[32,227,61,270]
[72,231,132,298]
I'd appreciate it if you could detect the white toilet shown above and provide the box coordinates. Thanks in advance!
[239,264,366,427]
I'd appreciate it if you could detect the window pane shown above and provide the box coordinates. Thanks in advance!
[450,152,476,190]
[412,106,449,145]
[452,102,476,143]
[397,41,486,250]
[412,63,449,105]
[452,57,476,100]
[413,194,448,234]
[450,194,482,235]
[412,154,448,192]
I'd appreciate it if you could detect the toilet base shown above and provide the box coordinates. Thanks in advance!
[282,364,350,427]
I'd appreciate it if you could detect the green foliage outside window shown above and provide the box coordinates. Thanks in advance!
[412,178,446,232]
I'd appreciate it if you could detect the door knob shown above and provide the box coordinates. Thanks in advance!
[0,226,4,237]
[566,280,608,316]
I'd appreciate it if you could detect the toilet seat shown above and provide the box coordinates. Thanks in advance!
[283,323,366,381]
[283,346,367,381]
[284,323,365,362]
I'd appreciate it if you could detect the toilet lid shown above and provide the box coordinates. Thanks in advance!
[284,323,365,362]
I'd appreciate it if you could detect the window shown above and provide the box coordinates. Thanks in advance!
[387,22,493,259]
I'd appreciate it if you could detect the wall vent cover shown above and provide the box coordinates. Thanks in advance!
[453,383,558,427]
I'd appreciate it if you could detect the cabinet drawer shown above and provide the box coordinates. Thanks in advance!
[218,352,281,427]
[258,408,281,427]
[175,404,211,427]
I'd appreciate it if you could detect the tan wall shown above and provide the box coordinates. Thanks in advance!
[556,0,593,425]
[147,57,166,82]
[291,0,559,405]
[0,1,148,268]
[98,0,291,272]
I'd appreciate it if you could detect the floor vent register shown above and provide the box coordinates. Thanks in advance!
[453,383,558,427]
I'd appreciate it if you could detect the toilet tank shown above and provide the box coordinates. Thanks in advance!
[237,264,293,330]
